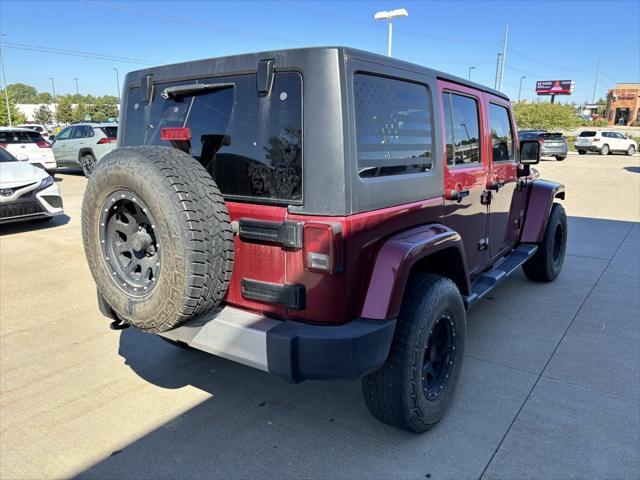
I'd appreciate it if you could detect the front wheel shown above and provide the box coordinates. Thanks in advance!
[578,150,586,155]
[627,145,636,156]
[555,156,566,161]
[523,203,567,282]
[362,274,466,433]
[600,144,610,155]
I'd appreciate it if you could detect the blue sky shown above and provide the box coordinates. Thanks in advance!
[1,0,638,103]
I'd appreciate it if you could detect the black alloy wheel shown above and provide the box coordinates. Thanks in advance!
[100,190,160,296]
[422,313,456,400]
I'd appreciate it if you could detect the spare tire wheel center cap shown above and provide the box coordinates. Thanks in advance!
[132,229,153,253]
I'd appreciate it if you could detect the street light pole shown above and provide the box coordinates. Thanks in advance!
[48,77,57,123]
[374,8,409,57]
[518,75,526,103]
[113,68,120,101]
[74,77,80,96]
[0,34,12,127]
[468,66,476,80]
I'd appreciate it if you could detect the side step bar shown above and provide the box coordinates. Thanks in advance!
[463,243,538,307]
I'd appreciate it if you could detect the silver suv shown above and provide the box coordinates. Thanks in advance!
[51,123,118,176]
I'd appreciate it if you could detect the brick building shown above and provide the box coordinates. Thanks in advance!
[605,83,640,126]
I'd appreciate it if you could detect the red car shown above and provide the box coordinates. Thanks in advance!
[82,47,567,432]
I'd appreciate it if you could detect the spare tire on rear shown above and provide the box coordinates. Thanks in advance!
[82,146,234,333]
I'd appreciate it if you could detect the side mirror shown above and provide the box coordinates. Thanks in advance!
[519,140,540,165]
[49,135,55,142]
[16,153,29,162]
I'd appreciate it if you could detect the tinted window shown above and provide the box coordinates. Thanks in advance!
[124,72,302,203]
[354,74,433,178]
[488,103,514,162]
[579,131,596,137]
[99,126,118,138]
[0,148,16,162]
[56,127,72,140]
[0,130,44,143]
[443,93,481,166]
[72,125,93,138]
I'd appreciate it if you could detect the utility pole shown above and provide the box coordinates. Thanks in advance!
[494,53,503,90]
[592,59,600,104]
[74,77,80,96]
[0,34,12,127]
[113,68,120,101]
[48,77,57,123]
[498,23,508,91]
[468,66,476,81]
[518,75,526,102]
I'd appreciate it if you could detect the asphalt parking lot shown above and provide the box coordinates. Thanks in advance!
[1,152,639,479]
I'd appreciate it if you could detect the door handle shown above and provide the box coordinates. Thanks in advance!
[446,189,470,203]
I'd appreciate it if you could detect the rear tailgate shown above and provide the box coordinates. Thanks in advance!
[121,71,303,318]
[576,131,597,147]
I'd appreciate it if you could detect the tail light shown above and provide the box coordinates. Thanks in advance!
[593,137,600,142]
[36,141,51,148]
[0,143,7,148]
[303,223,343,274]
[97,137,117,144]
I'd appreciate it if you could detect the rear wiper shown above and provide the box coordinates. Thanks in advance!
[161,82,234,100]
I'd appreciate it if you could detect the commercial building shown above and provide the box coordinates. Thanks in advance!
[605,83,640,126]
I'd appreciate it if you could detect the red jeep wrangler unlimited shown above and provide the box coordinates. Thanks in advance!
[82,48,567,433]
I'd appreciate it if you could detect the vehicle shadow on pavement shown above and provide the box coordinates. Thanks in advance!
[0,214,70,236]
[624,166,640,173]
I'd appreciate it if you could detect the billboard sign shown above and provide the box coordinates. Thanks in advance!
[536,80,575,95]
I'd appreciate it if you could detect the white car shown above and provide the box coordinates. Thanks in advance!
[51,123,117,176]
[0,147,63,224]
[575,130,638,156]
[16,123,52,142]
[0,127,57,175]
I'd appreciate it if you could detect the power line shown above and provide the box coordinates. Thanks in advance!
[509,47,595,72]
[3,41,159,66]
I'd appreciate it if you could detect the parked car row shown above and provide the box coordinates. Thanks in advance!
[0,123,118,178]
[517,129,638,160]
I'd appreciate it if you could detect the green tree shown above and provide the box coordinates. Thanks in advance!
[36,92,53,104]
[0,91,27,125]
[56,96,74,123]
[33,104,53,124]
[72,102,88,122]
[513,102,581,131]
[6,83,39,103]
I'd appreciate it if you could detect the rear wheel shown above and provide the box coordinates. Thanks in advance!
[362,274,466,433]
[80,153,96,177]
[578,150,586,155]
[82,146,234,333]
[627,145,636,156]
[600,144,610,155]
[523,203,567,282]
[555,156,566,161]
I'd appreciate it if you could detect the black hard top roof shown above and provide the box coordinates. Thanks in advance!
[129,46,510,101]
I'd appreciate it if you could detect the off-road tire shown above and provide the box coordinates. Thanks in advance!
[82,146,234,333]
[523,202,567,282]
[362,274,466,433]
[81,153,96,177]
[627,145,636,156]
[555,156,566,161]
[600,144,610,155]
[578,150,586,155]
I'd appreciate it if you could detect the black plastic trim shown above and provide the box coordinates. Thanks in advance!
[266,317,396,382]
[238,218,303,248]
[241,279,306,310]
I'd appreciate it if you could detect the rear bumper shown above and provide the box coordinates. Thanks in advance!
[575,145,600,152]
[540,145,568,156]
[99,295,395,383]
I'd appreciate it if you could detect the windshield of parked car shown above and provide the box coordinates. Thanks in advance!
[123,72,302,203]
[579,131,597,137]
[99,126,118,138]
[0,148,17,162]
[0,130,46,144]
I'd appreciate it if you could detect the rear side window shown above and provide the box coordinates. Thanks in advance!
[579,131,596,137]
[442,93,481,166]
[124,72,302,203]
[0,130,44,143]
[99,126,118,138]
[354,74,433,178]
[488,103,514,162]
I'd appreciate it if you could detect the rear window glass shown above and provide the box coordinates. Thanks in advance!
[18,125,44,133]
[579,131,596,137]
[354,74,433,178]
[99,126,118,138]
[0,130,44,143]
[123,72,302,203]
